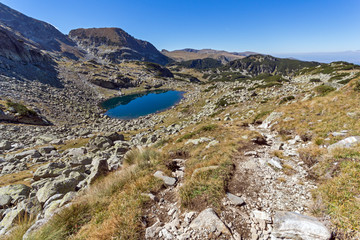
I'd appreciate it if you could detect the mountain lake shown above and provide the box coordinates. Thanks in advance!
[101,89,185,119]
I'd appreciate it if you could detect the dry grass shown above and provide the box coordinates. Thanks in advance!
[298,145,327,168]
[168,121,256,211]
[274,78,360,142]
[56,137,91,152]
[314,160,360,236]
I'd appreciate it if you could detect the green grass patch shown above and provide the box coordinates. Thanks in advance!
[279,95,295,104]
[6,100,37,116]
[314,85,336,96]
[315,160,360,234]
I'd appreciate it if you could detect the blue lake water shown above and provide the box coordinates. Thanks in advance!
[101,90,185,119]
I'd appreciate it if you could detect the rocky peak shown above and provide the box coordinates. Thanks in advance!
[69,27,170,65]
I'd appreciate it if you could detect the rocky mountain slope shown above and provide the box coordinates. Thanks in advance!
[69,28,171,65]
[0,2,81,59]
[162,48,256,64]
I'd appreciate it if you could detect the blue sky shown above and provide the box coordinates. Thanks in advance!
[1,0,360,54]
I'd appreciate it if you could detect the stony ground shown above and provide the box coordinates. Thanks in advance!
[0,61,359,239]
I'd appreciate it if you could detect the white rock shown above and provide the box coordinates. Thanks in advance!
[189,208,231,236]
[271,211,331,240]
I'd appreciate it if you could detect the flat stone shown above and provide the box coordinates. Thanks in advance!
[271,211,331,240]
[154,171,176,186]
[190,208,231,236]
[38,145,56,154]
[185,137,213,145]
[268,157,282,169]
[14,149,41,160]
[226,192,245,206]
[328,136,360,150]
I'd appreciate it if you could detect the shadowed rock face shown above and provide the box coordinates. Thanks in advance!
[69,28,171,65]
[0,2,76,53]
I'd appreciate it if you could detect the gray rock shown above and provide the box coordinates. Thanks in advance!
[36,177,79,204]
[0,141,11,151]
[189,208,231,236]
[0,195,11,208]
[59,191,77,207]
[145,220,161,239]
[43,193,64,209]
[67,147,87,158]
[14,149,41,160]
[87,158,109,185]
[271,211,331,240]
[43,199,62,219]
[22,219,48,240]
[33,162,66,180]
[328,136,360,150]
[153,171,176,186]
[38,145,56,154]
[268,157,283,169]
[0,184,30,204]
[226,192,245,206]
[104,132,125,142]
[259,111,283,129]
[0,207,25,234]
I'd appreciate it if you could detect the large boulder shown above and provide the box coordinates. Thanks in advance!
[14,149,41,160]
[271,211,331,240]
[87,158,108,185]
[189,208,231,236]
[0,184,31,204]
[33,162,66,181]
[36,177,79,204]
[66,147,87,158]
[87,136,113,150]
[104,132,125,142]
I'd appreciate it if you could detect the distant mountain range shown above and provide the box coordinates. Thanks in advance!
[273,51,360,65]
[162,48,257,64]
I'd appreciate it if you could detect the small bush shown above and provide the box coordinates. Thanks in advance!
[6,101,37,116]
[204,85,216,92]
[310,78,321,83]
[314,85,336,96]
[353,80,360,92]
[216,98,228,108]
[298,146,326,167]
[200,124,218,131]
[279,95,295,104]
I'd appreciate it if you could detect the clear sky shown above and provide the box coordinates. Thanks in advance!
[1,0,360,54]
